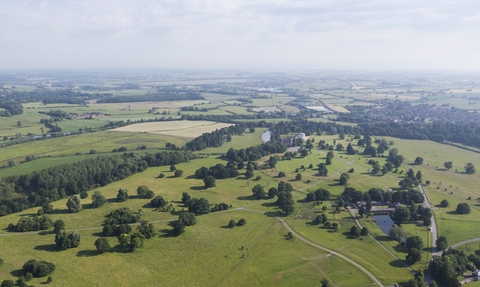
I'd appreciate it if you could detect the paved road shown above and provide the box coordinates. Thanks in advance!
[401,164,438,253]
[417,183,438,254]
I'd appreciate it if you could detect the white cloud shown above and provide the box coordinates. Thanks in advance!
[0,0,479,69]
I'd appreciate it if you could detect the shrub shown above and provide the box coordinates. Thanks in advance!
[22,259,55,277]
[237,218,247,226]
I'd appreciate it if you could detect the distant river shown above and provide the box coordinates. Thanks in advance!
[261,130,271,143]
[373,215,394,236]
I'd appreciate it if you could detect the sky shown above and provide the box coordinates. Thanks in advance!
[1,0,479,70]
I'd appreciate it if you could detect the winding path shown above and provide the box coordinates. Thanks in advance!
[1,201,385,286]
[243,207,385,287]
[347,207,414,273]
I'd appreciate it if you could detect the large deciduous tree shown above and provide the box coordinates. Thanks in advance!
[66,195,82,213]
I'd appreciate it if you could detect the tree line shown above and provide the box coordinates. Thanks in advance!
[0,151,194,216]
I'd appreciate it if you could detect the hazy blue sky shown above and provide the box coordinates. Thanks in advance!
[1,0,479,70]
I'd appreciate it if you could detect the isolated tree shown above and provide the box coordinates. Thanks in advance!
[237,218,246,226]
[465,163,476,174]
[339,173,349,185]
[440,199,449,207]
[174,169,184,177]
[350,225,361,237]
[317,163,328,176]
[203,176,216,188]
[53,219,65,233]
[346,143,356,155]
[360,227,369,236]
[443,161,453,170]
[91,191,107,208]
[414,157,424,165]
[278,171,286,177]
[117,188,129,202]
[66,195,82,213]
[228,219,236,228]
[95,238,111,254]
[170,164,176,171]
[22,259,55,277]
[436,236,448,251]
[136,186,150,198]
[252,184,266,199]
[325,156,332,165]
[171,219,185,236]
[151,196,167,208]
[55,230,81,250]
[389,224,405,242]
[295,173,302,181]
[456,203,471,214]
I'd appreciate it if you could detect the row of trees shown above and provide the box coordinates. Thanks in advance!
[340,187,424,205]
[0,150,194,216]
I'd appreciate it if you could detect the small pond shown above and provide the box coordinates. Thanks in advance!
[373,215,394,236]
[261,130,271,143]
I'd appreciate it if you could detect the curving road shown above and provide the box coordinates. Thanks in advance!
[243,208,385,287]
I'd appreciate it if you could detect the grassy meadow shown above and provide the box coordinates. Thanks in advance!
[380,137,480,245]
[3,95,480,286]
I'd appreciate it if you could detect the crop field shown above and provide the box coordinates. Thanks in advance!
[220,106,255,114]
[112,120,233,138]
[0,131,187,166]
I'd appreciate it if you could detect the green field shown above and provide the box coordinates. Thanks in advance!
[4,78,480,286]
[379,137,480,245]
[0,131,188,166]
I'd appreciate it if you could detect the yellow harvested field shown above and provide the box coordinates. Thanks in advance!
[112,120,233,138]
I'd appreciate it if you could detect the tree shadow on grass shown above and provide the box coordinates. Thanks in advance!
[236,195,254,201]
[375,235,394,242]
[341,231,357,239]
[76,249,99,257]
[261,202,277,207]
[389,260,406,268]
[34,244,60,253]
[393,243,408,253]
[91,232,104,237]
[10,269,24,277]
[49,209,70,215]
[446,211,461,215]
[158,228,174,238]
[189,186,205,191]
